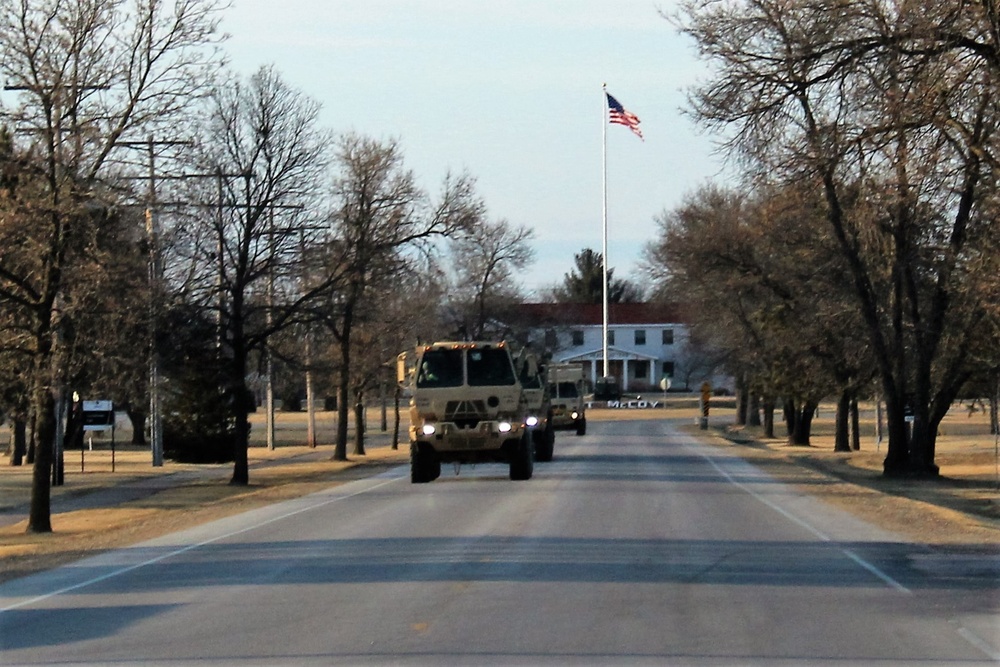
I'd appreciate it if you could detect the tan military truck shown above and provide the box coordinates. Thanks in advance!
[547,362,587,436]
[398,341,534,483]
[515,349,554,462]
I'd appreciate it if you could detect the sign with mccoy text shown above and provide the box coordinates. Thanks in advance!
[586,399,663,409]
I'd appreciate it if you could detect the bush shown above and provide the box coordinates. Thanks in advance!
[162,375,237,464]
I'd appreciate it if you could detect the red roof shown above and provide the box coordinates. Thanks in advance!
[518,302,687,327]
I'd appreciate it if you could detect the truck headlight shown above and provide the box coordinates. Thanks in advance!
[421,423,437,436]
[525,415,539,427]
[498,421,513,433]
[571,411,579,420]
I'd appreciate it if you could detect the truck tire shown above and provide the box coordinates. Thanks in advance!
[535,425,554,462]
[509,434,534,480]
[410,446,434,483]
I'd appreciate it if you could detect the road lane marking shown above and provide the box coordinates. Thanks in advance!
[692,443,911,594]
[0,475,404,613]
[957,627,1000,662]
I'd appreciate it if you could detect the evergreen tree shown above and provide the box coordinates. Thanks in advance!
[552,248,643,304]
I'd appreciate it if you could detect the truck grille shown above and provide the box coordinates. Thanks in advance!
[445,399,487,429]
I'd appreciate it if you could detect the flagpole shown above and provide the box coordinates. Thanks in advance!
[601,84,609,383]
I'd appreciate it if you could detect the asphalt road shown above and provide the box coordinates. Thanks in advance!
[1,419,998,666]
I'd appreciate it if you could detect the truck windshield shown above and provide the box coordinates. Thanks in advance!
[467,348,516,386]
[549,381,578,398]
[416,349,464,388]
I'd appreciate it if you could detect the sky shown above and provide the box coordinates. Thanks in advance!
[219,0,730,297]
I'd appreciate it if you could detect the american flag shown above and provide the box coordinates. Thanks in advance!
[606,92,643,141]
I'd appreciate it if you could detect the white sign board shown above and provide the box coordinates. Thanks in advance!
[82,400,115,431]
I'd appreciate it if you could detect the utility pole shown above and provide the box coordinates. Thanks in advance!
[116,138,192,467]
[266,206,275,450]
[260,205,309,450]
[300,230,317,448]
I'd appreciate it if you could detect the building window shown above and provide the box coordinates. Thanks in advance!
[544,329,557,348]
[662,328,674,345]
[572,330,584,346]
[635,363,648,379]
[635,329,646,345]
[662,361,675,378]
[608,330,615,346]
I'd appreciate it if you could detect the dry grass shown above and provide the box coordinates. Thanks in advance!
[693,401,1000,546]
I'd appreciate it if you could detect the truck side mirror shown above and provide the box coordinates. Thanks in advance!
[397,352,410,386]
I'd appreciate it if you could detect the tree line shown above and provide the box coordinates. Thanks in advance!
[641,0,1000,477]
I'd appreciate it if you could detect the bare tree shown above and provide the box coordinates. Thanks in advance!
[677,0,1000,476]
[170,65,331,485]
[643,182,873,446]
[0,0,225,532]
[444,217,534,340]
[322,134,483,461]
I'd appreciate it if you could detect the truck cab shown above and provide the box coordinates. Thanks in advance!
[547,362,587,436]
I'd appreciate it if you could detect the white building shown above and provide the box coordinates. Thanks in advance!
[520,303,711,393]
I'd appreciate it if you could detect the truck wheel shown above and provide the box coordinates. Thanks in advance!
[575,417,587,436]
[410,446,434,483]
[509,434,534,481]
[535,425,554,462]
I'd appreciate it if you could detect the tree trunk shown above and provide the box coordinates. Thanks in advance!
[229,308,251,486]
[64,400,84,462]
[882,393,911,476]
[229,377,252,486]
[991,393,998,436]
[789,399,817,446]
[762,397,776,439]
[28,310,58,533]
[26,416,35,465]
[834,389,851,452]
[28,389,55,533]
[747,393,761,427]
[125,404,147,446]
[735,374,749,425]
[883,364,959,477]
[850,397,861,451]
[989,369,999,436]
[353,393,365,456]
[783,398,796,438]
[335,379,350,460]
[908,370,937,476]
[334,303,354,462]
[10,418,27,466]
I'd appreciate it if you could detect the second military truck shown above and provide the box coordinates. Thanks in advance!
[516,349,555,462]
